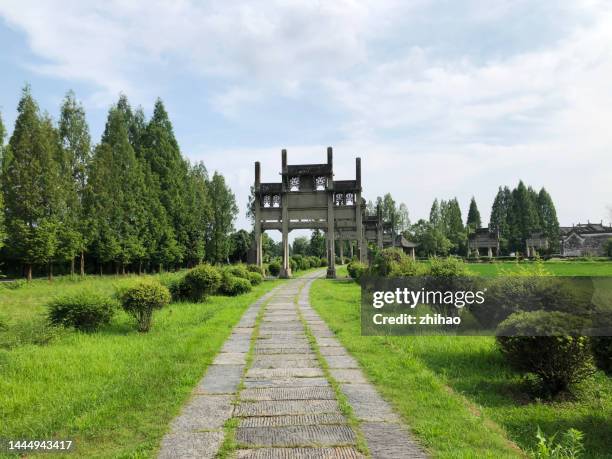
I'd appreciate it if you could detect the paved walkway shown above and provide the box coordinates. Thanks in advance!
[158,272,427,459]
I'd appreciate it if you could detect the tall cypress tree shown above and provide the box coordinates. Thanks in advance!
[184,162,210,266]
[58,91,91,275]
[3,87,62,280]
[429,199,441,227]
[508,181,540,252]
[206,172,237,263]
[490,186,512,253]
[466,197,481,231]
[143,99,190,264]
[537,188,560,252]
[442,198,465,254]
[88,106,148,273]
[0,111,6,250]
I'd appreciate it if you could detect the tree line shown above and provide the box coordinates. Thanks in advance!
[0,86,238,280]
[405,182,559,256]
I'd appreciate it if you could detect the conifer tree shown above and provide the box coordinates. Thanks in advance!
[466,197,481,231]
[88,106,148,273]
[429,199,441,227]
[184,162,210,266]
[508,181,540,252]
[143,99,191,263]
[537,187,560,252]
[206,172,238,263]
[0,112,6,250]
[3,87,62,280]
[58,91,91,275]
[490,186,512,253]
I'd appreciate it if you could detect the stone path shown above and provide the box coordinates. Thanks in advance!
[158,272,427,459]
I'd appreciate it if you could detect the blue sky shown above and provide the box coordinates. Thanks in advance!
[1,0,611,234]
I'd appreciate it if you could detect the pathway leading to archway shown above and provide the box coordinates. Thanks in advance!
[158,272,427,458]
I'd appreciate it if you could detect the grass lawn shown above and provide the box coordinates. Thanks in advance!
[311,264,612,458]
[0,273,281,458]
[465,260,612,276]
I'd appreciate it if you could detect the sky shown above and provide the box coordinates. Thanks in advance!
[0,0,611,237]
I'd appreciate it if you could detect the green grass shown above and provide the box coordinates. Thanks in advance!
[0,273,281,458]
[466,261,612,277]
[310,265,612,458]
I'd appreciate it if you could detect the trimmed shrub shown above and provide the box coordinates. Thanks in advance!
[268,261,281,277]
[389,256,424,277]
[307,256,321,268]
[165,276,190,302]
[221,273,252,296]
[320,257,328,267]
[591,314,612,373]
[247,264,265,276]
[119,281,171,332]
[427,256,471,277]
[290,258,298,272]
[183,264,222,301]
[347,261,367,281]
[47,291,117,332]
[371,248,405,277]
[496,311,595,396]
[227,264,250,280]
[247,271,264,286]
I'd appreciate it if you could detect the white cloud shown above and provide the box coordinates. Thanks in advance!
[1,0,611,230]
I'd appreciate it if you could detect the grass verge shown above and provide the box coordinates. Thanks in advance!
[310,267,612,458]
[0,275,281,458]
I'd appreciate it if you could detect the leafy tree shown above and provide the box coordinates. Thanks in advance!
[246,185,255,224]
[206,172,238,263]
[292,236,310,255]
[308,229,326,258]
[229,229,252,263]
[466,196,481,231]
[429,199,441,227]
[58,91,91,274]
[397,203,410,232]
[262,233,281,261]
[3,87,63,280]
[410,219,451,257]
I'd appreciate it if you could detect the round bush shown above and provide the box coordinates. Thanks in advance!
[227,264,250,279]
[389,257,423,277]
[496,311,595,395]
[221,273,252,296]
[119,281,171,332]
[370,248,404,276]
[183,264,222,301]
[320,257,328,267]
[268,261,281,276]
[347,261,367,281]
[47,291,117,332]
[307,256,320,268]
[247,264,265,275]
[248,271,264,286]
[427,256,471,277]
[290,258,298,272]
